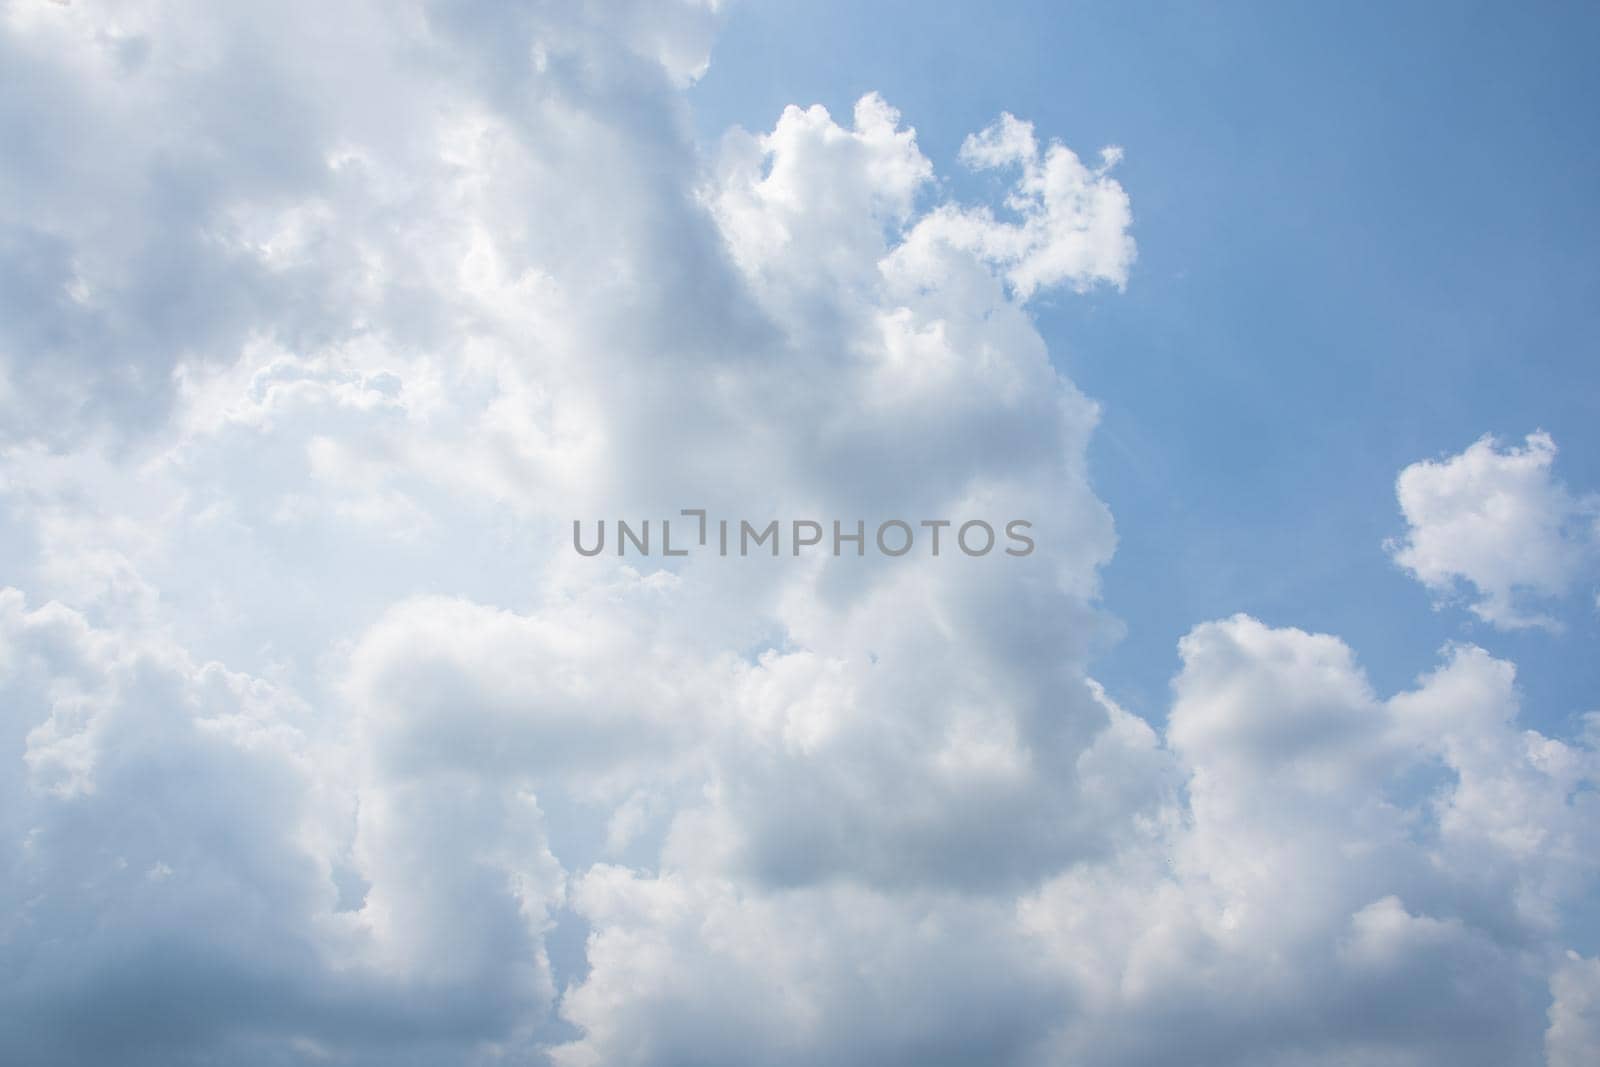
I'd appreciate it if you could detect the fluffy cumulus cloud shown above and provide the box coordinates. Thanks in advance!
[1549,953,1600,1067]
[1389,432,1600,630]
[1,2,1596,1065]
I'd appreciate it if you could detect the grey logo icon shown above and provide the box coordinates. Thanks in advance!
[573,510,1034,558]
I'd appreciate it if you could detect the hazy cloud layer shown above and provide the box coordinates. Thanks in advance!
[1,2,1596,1065]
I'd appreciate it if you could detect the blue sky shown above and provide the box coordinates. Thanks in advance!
[693,0,1600,725]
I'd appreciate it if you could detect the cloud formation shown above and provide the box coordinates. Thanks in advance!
[0,2,1596,1065]
[1389,432,1600,630]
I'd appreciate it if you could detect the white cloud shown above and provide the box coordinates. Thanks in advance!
[544,614,1598,1066]
[0,2,1597,1065]
[953,112,1135,297]
[1389,431,1600,630]
[1549,954,1600,1067]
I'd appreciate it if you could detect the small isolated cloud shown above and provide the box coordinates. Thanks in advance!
[856,111,1134,309]
[953,112,1135,297]
[1389,431,1600,630]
